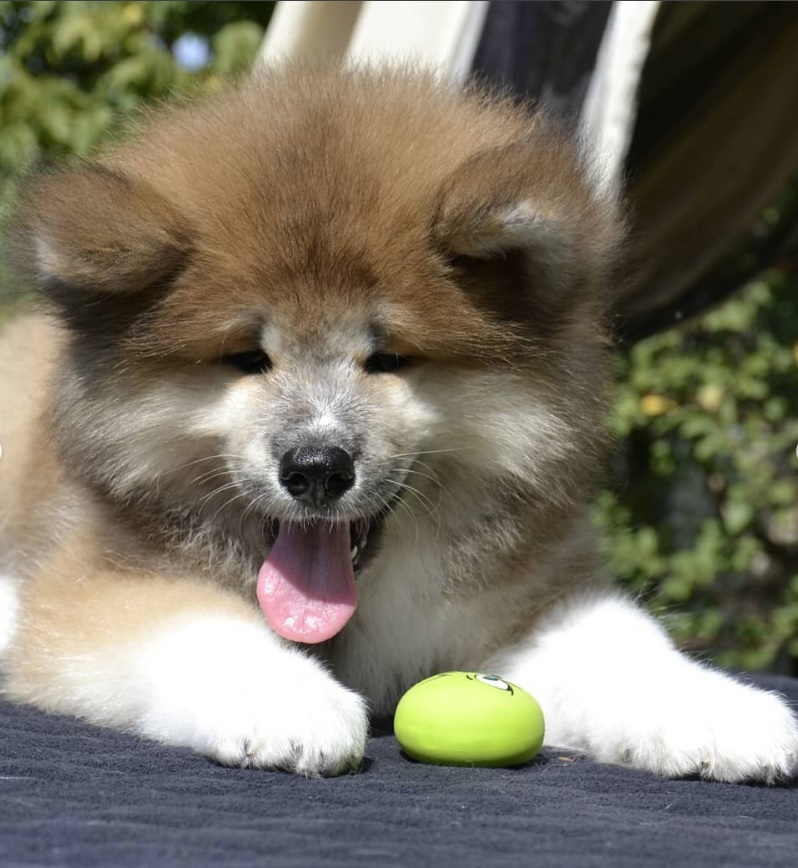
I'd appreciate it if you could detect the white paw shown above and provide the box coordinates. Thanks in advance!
[602,672,798,784]
[490,594,798,784]
[131,615,369,776]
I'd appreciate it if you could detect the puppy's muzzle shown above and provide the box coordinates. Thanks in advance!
[279,445,355,507]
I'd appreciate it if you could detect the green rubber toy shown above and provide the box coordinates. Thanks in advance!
[394,671,545,767]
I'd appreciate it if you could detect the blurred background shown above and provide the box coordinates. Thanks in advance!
[1,0,797,674]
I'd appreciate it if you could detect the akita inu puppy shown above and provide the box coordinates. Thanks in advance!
[1,65,795,781]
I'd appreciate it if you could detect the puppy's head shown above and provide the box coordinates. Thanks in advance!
[14,65,622,641]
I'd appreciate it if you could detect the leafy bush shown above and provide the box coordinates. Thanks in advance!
[597,259,798,673]
[0,0,273,207]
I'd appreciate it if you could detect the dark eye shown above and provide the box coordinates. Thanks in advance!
[363,352,411,374]
[225,349,272,375]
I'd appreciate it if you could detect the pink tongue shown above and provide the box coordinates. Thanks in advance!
[257,522,358,644]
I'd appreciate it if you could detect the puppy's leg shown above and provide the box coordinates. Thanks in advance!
[6,568,367,775]
[485,593,798,783]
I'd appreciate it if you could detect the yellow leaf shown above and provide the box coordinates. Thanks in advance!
[122,3,144,25]
[697,383,724,413]
[640,394,677,416]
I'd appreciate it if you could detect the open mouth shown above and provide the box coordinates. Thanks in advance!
[257,512,388,646]
[265,516,382,574]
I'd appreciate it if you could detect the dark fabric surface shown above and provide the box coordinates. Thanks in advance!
[2,675,798,867]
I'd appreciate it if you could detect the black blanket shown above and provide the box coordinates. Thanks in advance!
[2,675,798,867]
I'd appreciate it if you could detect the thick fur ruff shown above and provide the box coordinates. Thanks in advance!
[0,65,795,781]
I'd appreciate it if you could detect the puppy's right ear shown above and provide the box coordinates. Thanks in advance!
[14,164,192,305]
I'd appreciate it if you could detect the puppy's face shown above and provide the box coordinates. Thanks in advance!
[14,68,621,595]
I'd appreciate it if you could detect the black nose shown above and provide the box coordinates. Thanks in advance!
[279,445,356,506]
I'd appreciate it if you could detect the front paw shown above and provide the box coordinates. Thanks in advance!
[600,672,798,784]
[497,595,798,784]
[197,675,368,776]
[134,616,369,776]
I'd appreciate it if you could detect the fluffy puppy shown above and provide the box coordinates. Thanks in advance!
[0,65,795,780]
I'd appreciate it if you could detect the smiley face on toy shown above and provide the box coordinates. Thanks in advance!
[393,671,545,767]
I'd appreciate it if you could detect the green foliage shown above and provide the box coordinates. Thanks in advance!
[0,1,273,207]
[596,265,798,673]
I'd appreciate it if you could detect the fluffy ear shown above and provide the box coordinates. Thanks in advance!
[14,163,192,304]
[439,198,573,271]
[432,140,610,287]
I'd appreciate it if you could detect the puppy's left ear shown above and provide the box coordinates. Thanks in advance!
[433,139,620,290]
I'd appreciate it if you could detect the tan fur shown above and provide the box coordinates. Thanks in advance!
[0,315,65,566]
